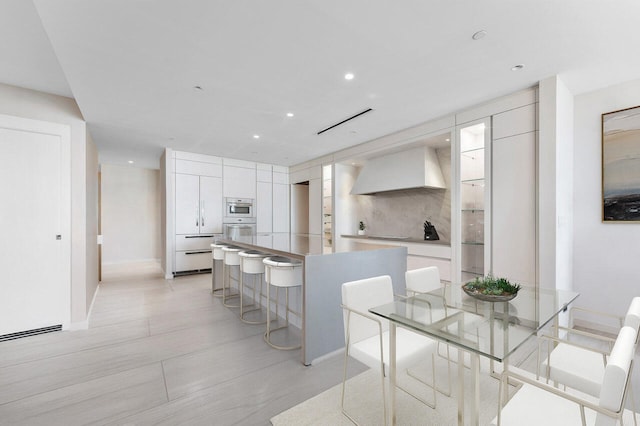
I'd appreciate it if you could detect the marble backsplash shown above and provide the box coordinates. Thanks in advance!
[355,147,451,243]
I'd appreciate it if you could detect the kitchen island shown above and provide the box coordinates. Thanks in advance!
[218,233,407,365]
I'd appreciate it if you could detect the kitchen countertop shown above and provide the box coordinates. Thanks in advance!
[217,233,399,258]
[341,234,450,246]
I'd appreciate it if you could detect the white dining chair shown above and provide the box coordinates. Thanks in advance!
[493,325,637,426]
[538,297,640,417]
[341,275,439,425]
[405,267,452,396]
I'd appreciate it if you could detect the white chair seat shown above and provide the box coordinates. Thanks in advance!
[541,342,604,397]
[350,327,438,372]
[495,326,636,426]
[491,382,598,426]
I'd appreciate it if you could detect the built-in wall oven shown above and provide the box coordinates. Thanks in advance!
[223,198,256,238]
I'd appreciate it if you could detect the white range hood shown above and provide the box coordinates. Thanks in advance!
[350,146,446,195]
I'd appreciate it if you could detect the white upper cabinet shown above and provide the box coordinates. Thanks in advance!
[175,173,222,235]
[199,176,223,234]
[175,174,200,235]
[273,183,290,233]
[175,159,222,177]
[257,181,273,233]
[223,165,256,199]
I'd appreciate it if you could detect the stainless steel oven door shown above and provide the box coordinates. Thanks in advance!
[224,223,256,239]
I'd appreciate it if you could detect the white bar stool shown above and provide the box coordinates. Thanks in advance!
[210,243,228,297]
[239,250,269,324]
[263,255,303,350]
[222,245,242,308]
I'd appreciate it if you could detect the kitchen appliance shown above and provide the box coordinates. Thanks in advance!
[223,217,257,239]
[224,198,256,238]
[225,197,254,218]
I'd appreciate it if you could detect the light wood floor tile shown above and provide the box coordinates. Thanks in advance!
[0,319,149,369]
[0,273,357,425]
[0,363,167,425]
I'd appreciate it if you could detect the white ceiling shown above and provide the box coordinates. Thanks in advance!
[2,1,639,169]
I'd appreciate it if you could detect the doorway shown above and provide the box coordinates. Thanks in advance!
[291,181,309,234]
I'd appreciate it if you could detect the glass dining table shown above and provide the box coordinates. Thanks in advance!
[369,283,580,426]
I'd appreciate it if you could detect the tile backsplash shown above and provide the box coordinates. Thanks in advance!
[355,147,451,243]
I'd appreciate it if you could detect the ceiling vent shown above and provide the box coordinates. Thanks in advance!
[317,108,373,135]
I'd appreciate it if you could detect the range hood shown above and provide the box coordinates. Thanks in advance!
[351,146,446,195]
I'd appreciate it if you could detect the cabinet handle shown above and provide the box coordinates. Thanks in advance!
[201,203,205,227]
[185,250,212,255]
[185,235,214,239]
[195,202,199,227]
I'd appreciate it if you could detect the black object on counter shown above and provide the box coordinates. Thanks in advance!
[424,221,440,241]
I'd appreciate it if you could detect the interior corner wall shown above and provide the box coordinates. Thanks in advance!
[86,130,99,315]
[538,76,574,292]
[573,78,640,319]
[0,83,89,326]
[160,150,167,275]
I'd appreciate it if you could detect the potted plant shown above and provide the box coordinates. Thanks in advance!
[462,274,521,302]
[358,221,366,235]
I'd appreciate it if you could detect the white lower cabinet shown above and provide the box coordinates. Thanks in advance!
[174,234,217,273]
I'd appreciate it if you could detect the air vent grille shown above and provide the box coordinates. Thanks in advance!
[0,324,62,342]
[317,108,373,135]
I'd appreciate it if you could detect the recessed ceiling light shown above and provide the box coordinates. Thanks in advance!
[128,160,134,164]
[286,112,294,117]
[445,138,450,142]
[344,73,355,80]
[511,64,525,71]
[253,134,260,139]
[472,30,487,40]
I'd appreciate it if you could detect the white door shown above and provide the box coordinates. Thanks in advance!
[175,173,200,234]
[199,176,222,234]
[0,115,71,336]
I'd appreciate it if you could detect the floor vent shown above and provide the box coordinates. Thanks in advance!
[0,324,62,342]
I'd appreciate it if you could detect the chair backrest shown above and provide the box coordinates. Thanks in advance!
[596,325,636,426]
[624,297,640,340]
[405,266,441,295]
[342,275,394,345]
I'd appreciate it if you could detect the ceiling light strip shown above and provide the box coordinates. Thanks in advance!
[317,108,373,135]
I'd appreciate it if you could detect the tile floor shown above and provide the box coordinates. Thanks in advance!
[0,272,364,425]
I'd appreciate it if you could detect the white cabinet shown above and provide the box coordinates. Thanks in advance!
[309,178,322,235]
[257,181,273,232]
[175,174,222,235]
[492,132,536,287]
[273,183,290,232]
[223,165,256,199]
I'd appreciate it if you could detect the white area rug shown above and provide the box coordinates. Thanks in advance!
[271,355,519,426]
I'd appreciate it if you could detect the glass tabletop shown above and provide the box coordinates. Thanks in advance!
[369,284,579,362]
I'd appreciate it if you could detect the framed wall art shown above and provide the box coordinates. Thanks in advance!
[602,105,640,222]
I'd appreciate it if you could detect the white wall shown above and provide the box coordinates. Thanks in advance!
[0,82,93,327]
[539,76,574,292]
[86,131,99,315]
[573,78,640,319]
[101,165,161,265]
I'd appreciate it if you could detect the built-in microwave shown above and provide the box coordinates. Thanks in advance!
[224,198,254,218]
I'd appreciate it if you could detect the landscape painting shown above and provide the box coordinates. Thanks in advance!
[602,105,640,222]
